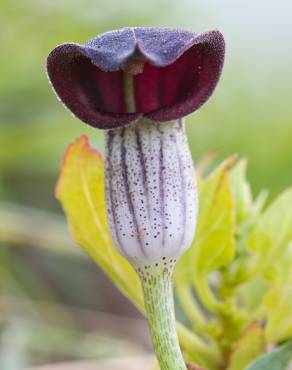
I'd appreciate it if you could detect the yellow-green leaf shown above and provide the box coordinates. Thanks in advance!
[229,158,268,253]
[229,159,253,225]
[227,321,266,370]
[193,158,236,274]
[229,159,267,227]
[263,279,292,343]
[176,158,236,312]
[248,189,292,274]
[268,242,292,283]
[56,135,144,310]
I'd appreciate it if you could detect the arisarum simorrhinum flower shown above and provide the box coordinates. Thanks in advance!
[47,27,225,370]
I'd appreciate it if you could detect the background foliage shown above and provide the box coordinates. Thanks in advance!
[0,0,292,369]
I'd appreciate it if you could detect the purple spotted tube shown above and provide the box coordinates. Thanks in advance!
[105,117,197,269]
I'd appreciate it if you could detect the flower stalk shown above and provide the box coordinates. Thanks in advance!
[140,264,187,370]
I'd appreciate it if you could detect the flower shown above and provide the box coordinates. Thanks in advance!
[47,27,225,269]
[47,27,225,129]
[48,27,225,370]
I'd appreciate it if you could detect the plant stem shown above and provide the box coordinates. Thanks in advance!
[140,268,187,370]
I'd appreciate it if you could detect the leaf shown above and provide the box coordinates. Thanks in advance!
[238,276,267,311]
[55,136,144,310]
[229,159,267,227]
[229,159,253,225]
[193,157,236,274]
[263,279,292,343]
[248,188,292,274]
[269,242,292,283]
[244,341,292,370]
[227,321,266,370]
[176,158,236,311]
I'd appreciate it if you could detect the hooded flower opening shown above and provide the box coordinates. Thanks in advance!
[47,27,225,129]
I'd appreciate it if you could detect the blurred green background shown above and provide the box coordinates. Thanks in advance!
[0,0,291,368]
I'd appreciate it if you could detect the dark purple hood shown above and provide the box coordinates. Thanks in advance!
[47,27,225,129]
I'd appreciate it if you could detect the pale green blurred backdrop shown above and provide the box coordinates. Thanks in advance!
[0,0,291,368]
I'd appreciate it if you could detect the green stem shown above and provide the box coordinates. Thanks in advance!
[140,269,187,370]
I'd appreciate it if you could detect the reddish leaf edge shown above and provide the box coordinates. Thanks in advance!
[55,135,104,197]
